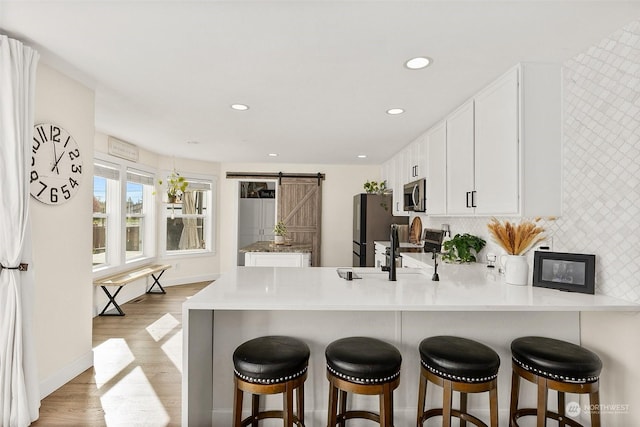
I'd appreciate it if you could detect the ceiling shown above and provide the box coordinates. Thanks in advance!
[1,1,639,165]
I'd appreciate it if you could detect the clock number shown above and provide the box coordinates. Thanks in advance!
[51,126,61,142]
[31,156,35,167]
[50,187,58,203]
[69,177,79,188]
[69,149,80,161]
[36,181,48,197]
[61,184,71,200]
[32,137,41,153]
[36,125,47,143]
[71,164,82,174]
[30,170,38,183]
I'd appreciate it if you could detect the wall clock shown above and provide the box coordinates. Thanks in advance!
[30,123,83,205]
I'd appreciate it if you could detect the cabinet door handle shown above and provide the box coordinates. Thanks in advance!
[471,190,477,208]
[466,191,471,208]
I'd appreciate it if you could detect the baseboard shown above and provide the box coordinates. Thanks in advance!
[39,350,94,399]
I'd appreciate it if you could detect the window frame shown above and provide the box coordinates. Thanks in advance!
[159,172,217,258]
[92,154,158,274]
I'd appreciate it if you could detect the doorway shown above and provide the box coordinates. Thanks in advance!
[236,180,277,266]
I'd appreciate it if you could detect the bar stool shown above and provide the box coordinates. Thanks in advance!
[325,336,402,426]
[417,336,500,427]
[233,335,310,427]
[510,336,602,427]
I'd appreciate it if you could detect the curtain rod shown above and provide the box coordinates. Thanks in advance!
[226,172,325,186]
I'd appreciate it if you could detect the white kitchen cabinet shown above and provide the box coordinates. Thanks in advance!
[443,63,561,217]
[426,122,447,215]
[391,152,409,217]
[446,100,475,215]
[238,198,276,264]
[474,67,519,215]
[244,252,311,267]
[407,135,426,181]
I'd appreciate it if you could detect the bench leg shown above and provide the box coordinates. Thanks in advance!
[147,269,167,294]
[99,285,125,316]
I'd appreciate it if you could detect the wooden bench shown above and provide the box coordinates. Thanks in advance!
[94,264,171,316]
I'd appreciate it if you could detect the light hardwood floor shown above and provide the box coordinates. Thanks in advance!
[32,282,211,426]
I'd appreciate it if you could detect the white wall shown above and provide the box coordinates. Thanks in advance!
[219,163,381,271]
[32,64,95,396]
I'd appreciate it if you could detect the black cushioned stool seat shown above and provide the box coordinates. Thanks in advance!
[233,336,310,427]
[325,337,402,426]
[510,336,603,427]
[417,336,500,427]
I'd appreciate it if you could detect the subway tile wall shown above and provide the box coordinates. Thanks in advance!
[418,20,640,303]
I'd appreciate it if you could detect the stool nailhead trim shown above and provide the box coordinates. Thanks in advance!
[512,357,599,384]
[327,364,400,384]
[234,366,307,385]
[421,360,498,383]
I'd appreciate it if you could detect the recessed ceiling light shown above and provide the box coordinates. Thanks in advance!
[405,56,432,70]
[386,108,405,115]
[357,154,367,159]
[231,104,249,111]
[268,153,278,157]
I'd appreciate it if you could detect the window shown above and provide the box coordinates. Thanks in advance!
[163,177,214,255]
[93,162,120,267]
[93,159,156,272]
[125,169,155,261]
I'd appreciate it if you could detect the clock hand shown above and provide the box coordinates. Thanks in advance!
[51,150,66,173]
[52,141,60,174]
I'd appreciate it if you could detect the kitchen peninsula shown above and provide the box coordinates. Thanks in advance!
[182,264,639,426]
[239,241,312,267]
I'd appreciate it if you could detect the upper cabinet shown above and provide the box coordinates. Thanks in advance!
[446,100,475,215]
[383,62,561,218]
[425,122,447,215]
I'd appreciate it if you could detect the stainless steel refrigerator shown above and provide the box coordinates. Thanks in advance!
[352,194,408,267]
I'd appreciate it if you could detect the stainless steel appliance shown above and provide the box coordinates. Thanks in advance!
[353,194,408,267]
[403,178,426,212]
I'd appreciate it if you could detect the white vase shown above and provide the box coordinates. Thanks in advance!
[274,235,285,244]
[500,254,529,286]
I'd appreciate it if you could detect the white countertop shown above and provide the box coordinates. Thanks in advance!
[185,264,639,312]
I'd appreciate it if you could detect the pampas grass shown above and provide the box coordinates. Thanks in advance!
[487,217,546,255]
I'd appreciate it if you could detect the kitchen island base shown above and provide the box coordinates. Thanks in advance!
[187,309,580,426]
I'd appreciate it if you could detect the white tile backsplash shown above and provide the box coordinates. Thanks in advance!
[417,20,640,303]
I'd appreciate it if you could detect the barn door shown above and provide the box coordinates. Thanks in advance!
[278,176,322,266]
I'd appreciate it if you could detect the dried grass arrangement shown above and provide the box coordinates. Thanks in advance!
[487,217,546,256]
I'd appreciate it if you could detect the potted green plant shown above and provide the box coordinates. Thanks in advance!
[441,233,486,263]
[274,221,287,244]
[363,180,388,195]
[158,170,188,203]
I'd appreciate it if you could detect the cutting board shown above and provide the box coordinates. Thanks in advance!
[409,216,422,244]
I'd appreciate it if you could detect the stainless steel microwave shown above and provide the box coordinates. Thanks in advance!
[403,178,426,212]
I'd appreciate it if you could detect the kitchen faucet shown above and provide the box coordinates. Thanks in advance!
[389,224,398,281]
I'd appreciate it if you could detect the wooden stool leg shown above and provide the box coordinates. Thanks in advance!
[590,388,601,427]
[489,384,499,427]
[251,394,259,427]
[510,368,521,426]
[328,383,338,427]
[536,377,548,427]
[338,390,347,427]
[416,371,427,426]
[460,392,468,427]
[284,382,294,427]
[558,391,566,427]
[380,382,393,427]
[442,379,453,427]
[297,382,305,425]
[233,378,244,427]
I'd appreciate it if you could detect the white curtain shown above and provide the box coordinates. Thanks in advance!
[178,191,200,250]
[0,35,41,426]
